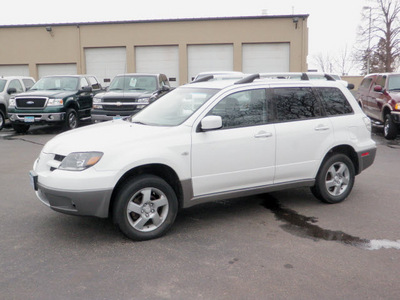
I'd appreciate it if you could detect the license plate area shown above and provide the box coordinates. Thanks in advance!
[24,116,35,123]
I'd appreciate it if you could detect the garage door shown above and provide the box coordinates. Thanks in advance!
[242,43,290,73]
[0,65,30,77]
[135,46,179,87]
[37,64,77,79]
[188,44,234,82]
[85,47,126,87]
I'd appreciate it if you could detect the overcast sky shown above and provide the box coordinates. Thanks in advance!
[1,0,369,73]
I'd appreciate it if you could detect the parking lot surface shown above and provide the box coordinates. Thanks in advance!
[1,123,399,300]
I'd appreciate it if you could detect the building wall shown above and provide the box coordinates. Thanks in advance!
[0,16,308,85]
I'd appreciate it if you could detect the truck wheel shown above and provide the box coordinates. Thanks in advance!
[113,175,178,241]
[64,108,78,130]
[12,124,30,134]
[0,110,5,130]
[383,114,398,140]
[311,153,355,204]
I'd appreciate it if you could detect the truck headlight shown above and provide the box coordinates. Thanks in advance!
[59,152,103,171]
[8,98,16,108]
[137,97,150,109]
[92,97,103,109]
[47,98,63,106]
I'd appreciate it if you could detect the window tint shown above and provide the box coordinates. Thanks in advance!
[316,87,353,116]
[207,89,269,129]
[9,79,24,93]
[273,87,321,121]
[360,78,373,89]
[22,79,35,90]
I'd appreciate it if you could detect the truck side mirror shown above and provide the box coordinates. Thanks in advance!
[347,83,355,90]
[78,86,93,94]
[373,85,383,93]
[7,87,17,95]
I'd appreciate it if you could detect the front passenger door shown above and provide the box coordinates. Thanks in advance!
[191,89,276,196]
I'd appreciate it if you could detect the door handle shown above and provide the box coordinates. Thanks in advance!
[254,131,273,138]
[314,124,330,131]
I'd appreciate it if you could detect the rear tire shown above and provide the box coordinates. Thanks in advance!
[12,124,30,134]
[113,175,178,241]
[383,113,398,140]
[311,153,355,204]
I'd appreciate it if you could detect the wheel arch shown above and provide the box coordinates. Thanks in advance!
[108,164,183,217]
[382,105,392,120]
[321,145,360,175]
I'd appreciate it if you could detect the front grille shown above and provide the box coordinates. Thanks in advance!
[103,98,138,111]
[16,97,47,109]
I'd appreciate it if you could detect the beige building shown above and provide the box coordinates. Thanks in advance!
[0,15,309,87]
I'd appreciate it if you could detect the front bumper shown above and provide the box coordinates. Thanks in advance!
[91,108,140,122]
[34,179,113,218]
[9,112,65,124]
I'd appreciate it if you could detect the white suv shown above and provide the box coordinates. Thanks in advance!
[30,76,376,240]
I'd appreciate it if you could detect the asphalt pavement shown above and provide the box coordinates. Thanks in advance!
[1,123,399,300]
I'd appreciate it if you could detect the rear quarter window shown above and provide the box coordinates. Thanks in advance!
[316,87,353,116]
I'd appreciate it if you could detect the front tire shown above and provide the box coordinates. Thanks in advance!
[0,110,5,130]
[311,153,355,204]
[383,113,398,140]
[113,175,178,241]
[64,108,78,130]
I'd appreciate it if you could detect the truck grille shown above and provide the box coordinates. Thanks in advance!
[103,98,138,111]
[15,97,47,109]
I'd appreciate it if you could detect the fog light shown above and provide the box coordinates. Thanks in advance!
[48,115,53,120]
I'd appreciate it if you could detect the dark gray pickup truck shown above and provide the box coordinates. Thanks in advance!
[91,73,171,122]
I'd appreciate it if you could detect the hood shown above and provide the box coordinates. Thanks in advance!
[43,119,172,155]
[15,89,77,98]
[97,90,153,100]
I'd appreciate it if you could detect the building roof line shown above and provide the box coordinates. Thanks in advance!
[0,14,309,28]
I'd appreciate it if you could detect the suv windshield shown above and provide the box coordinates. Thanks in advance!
[109,75,157,92]
[30,77,79,91]
[388,75,400,91]
[0,79,6,92]
[131,86,219,126]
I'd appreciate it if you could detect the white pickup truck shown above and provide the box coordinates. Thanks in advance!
[0,76,35,130]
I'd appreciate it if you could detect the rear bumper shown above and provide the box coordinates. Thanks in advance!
[357,147,377,174]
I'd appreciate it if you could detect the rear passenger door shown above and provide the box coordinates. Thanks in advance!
[191,88,276,196]
[272,86,334,183]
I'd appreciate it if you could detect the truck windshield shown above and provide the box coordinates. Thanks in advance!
[388,75,400,91]
[0,79,6,92]
[109,75,157,92]
[130,86,219,126]
[30,77,79,91]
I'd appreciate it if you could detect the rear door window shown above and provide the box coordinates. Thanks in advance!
[272,87,322,122]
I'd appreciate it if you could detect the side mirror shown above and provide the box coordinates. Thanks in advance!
[373,85,383,93]
[7,87,17,95]
[161,85,170,92]
[200,115,222,131]
[347,83,355,90]
[78,86,93,94]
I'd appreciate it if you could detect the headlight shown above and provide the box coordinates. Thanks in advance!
[47,98,63,106]
[59,152,103,171]
[92,97,102,109]
[137,97,150,109]
[8,98,16,108]
[395,103,400,110]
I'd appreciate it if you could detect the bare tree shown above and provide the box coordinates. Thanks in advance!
[357,0,400,73]
[311,52,334,73]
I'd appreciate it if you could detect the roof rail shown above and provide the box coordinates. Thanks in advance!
[190,75,214,83]
[234,74,260,84]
